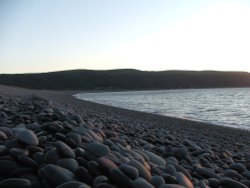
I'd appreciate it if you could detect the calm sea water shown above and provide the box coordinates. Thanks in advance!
[75,88,250,130]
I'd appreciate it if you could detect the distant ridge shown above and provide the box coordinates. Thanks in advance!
[0,69,250,90]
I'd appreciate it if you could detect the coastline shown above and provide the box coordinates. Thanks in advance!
[0,84,249,187]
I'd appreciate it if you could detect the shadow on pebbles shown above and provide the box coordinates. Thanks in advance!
[0,93,249,188]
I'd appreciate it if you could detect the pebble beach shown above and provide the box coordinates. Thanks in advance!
[0,85,249,188]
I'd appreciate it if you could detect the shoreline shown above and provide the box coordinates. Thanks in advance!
[0,84,250,187]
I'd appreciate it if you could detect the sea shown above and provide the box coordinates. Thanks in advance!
[74,88,250,130]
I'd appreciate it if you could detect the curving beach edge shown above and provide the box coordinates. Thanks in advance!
[0,85,249,188]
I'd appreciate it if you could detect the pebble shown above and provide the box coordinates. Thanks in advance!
[220,177,248,188]
[173,148,188,160]
[97,157,118,173]
[128,159,151,181]
[143,150,166,166]
[18,129,39,146]
[93,175,108,187]
[175,172,194,188]
[150,175,165,188]
[195,167,220,179]
[86,142,110,157]
[133,177,155,188]
[109,168,133,188]
[39,164,75,187]
[0,178,32,188]
[55,141,76,158]
[56,181,90,188]
[119,163,139,180]
[159,184,186,188]
[57,158,79,172]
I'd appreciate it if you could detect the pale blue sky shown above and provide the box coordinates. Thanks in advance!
[1,0,250,73]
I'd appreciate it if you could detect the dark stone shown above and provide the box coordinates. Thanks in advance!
[18,130,39,146]
[56,181,90,188]
[93,175,108,187]
[151,175,165,188]
[55,141,76,158]
[0,160,19,176]
[128,159,151,181]
[86,142,110,157]
[18,154,39,168]
[9,148,29,157]
[133,177,155,188]
[95,183,116,188]
[196,167,220,179]
[208,178,221,188]
[109,168,133,188]
[44,148,62,164]
[0,178,32,188]
[57,158,79,173]
[173,148,188,160]
[39,164,75,187]
[175,172,194,188]
[119,164,139,180]
[229,163,246,173]
[143,150,166,166]
[97,157,117,174]
[75,166,93,184]
[159,184,186,188]
[220,177,248,188]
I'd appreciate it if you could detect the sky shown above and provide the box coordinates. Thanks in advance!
[1,0,250,73]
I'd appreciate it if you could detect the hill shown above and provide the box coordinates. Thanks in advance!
[0,69,250,90]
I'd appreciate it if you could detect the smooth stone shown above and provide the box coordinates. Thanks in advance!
[0,130,8,140]
[220,177,248,188]
[57,158,79,172]
[66,133,82,144]
[86,142,110,157]
[97,157,118,173]
[173,148,188,160]
[18,154,39,168]
[208,178,221,188]
[133,177,155,188]
[32,152,44,164]
[150,175,165,188]
[143,150,166,166]
[128,159,151,181]
[93,175,108,187]
[87,160,100,177]
[176,172,194,188]
[56,181,90,188]
[75,167,93,184]
[159,184,185,188]
[18,130,38,146]
[44,148,62,164]
[109,168,133,188]
[119,164,139,180]
[229,163,246,173]
[0,160,19,176]
[165,164,177,176]
[242,171,250,179]
[224,169,243,179]
[0,145,7,155]
[105,131,118,138]
[173,164,192,180]
[96,183,116,188]
[10,167,34,177]
[39,164,75,187]
[55,141,76,158]
[0,178,32,188]
[196,167,220,179]
[9,148,29,157]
